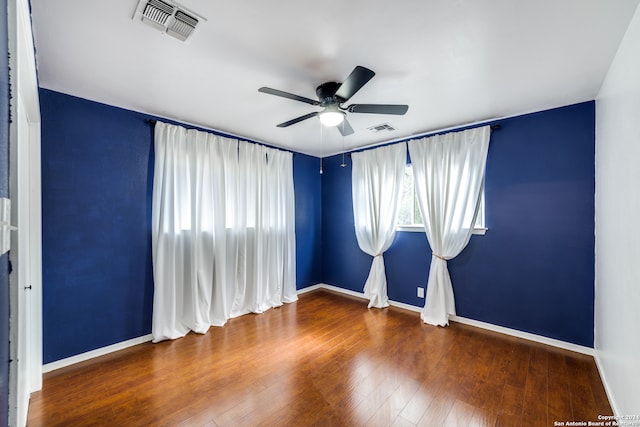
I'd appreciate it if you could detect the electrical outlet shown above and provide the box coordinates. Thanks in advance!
[417,287,425,298]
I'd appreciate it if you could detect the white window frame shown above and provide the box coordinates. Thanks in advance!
[397,164,487,235]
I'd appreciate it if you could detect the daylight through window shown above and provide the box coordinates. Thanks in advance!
[397,164,486,233]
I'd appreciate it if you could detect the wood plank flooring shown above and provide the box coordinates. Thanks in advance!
[27,289,612,426]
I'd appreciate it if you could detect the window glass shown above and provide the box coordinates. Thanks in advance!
[397,164,485,231]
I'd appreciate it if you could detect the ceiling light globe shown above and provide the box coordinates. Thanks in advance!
[319,111,345,127]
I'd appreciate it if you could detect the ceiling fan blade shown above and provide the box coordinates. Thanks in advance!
[348,104,409,115]
[335,66,375,101]
[337,118,354,136]
[259,87,320,106]
[277,112,319,128]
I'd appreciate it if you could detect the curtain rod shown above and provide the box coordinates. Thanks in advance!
[148,120,500,131]
[144,119,296,156]
[145,119,499,157]
[346,124,501,157]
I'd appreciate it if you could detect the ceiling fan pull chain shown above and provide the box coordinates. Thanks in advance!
[319,120,324,175]
[340,120,347,168]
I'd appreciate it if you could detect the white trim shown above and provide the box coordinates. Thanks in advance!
[397,225,488,235]
[396,225,424,233]
[42,335,153,373]
[43,284,339,374]
[594,352,620,417]
[449,315,594,356]
[389,299,421,313]
[298,283,594,355]
[296,284,324,295]
[471,227,488,236]
[46,285,594,373]
[308,283,367,300]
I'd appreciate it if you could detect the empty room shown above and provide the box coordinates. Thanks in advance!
[1,0,639,426]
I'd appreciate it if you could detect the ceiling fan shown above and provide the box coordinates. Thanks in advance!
[258,66,408,136]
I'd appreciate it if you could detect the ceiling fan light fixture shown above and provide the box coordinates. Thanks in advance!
[319,110,345,127]
[259,66,408,135]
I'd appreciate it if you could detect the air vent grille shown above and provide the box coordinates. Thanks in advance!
[142,0,174,28]
[368,123,396,133]
[133,0,205,43]
[167,11,198,41]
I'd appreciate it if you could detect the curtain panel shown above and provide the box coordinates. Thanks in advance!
[408,126,490,326]
[351,143,407,308]
[151,122,296,342]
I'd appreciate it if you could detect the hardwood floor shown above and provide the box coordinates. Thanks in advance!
[27,289,612,426]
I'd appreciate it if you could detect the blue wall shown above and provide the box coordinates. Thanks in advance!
[0,0,10,422]
[40,89,322,362]
[293,154,323,288]
[40,89,594,359]
[322,102,595,347]
[40,90,155,363]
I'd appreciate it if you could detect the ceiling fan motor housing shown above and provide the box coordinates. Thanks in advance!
[316,82,344,105]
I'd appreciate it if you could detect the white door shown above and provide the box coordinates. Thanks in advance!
[7,0,43,426]
[9,93,31,427]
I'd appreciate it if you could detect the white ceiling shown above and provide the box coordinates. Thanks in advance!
[31,0,640,157]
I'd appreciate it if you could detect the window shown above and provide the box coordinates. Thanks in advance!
[397,164,423,227]
[397,164,487,234]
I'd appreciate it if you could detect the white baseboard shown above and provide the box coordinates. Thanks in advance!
[42,334,153,373]
[303,283,369,300]
[593,351,619,416]
[296,284,324,294]
[298,283,594,356]
[41,285,335,373]
[449,315,594,355]
[44,285,594,373]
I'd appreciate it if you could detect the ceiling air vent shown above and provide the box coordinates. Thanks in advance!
[368,123,396,133]
[167,10,198,41]
[141,0,174,30]
[133,0,205,43]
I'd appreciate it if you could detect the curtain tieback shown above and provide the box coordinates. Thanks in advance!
[374,253,383,257]
[432,253,447,261]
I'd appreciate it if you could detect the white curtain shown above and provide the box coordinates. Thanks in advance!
[352,143,407,308]
[151,122,297,342]
[408,126,490,326]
